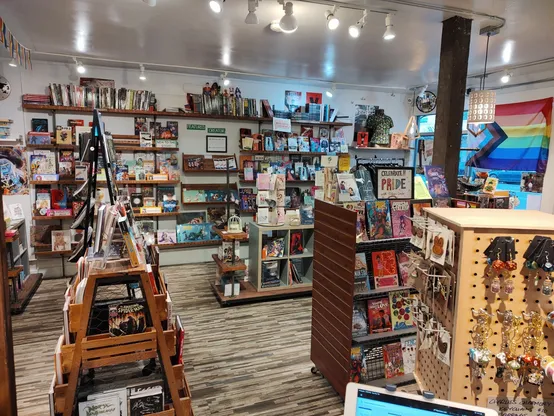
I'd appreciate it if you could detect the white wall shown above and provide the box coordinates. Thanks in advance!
[0,59,412,272]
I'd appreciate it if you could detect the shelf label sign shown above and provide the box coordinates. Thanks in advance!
[488,397,554,415]
[187,124,206,130]
[273,117,292,133]
[208,127,226,134]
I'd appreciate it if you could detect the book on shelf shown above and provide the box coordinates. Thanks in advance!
[262,261,281,287]
[51,230,71,251]
[78,394,120,416]
[108,301,148,337]
[134,117,148,135]
[31,118,49,133]
[350,346,367,383]
[87,389,127,416]
[367,297,392,334]
[366,200,393,240]
[389,290,415,330]
[140,206,162,214]
[58,150,75,177]
[390,200,412,238]
[290,258,305,283]
[27,131,51,144]
[218,240,240,263]
[383,341,405,379]
[352,301,368,337]
[55,126,72,145]
[401,335,417,374]
[30,150,56,175]
[397,252,411,287]
[371,250,399,289]
[289,231,303,255]
[156,230,176,244]
[354,253,369,294]
[175,315,185,365]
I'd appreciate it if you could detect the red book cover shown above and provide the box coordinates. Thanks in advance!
[367,297,392,334]
[390,200,412,238]
[383,342,405,379]
[51,189,68,210]
[371,250,399,289]
[396,252,410,286]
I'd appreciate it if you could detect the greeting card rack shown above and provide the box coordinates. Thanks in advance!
[310,200,418,398]
[414,208,554,409]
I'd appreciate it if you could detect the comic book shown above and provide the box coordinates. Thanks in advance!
[401,336,417,374]
[424,166,449,198]
[412,201,431,217]
[396,251,411,287]
[350,346,367,383]
[389,290,415,330]
[354,253,369,294]
[352,301,368,337]
[343,202,369,242]
[367,297,392,334]
[108,301,148,336]
[390,200,412,238]
[366,201,392,240]
[383,342,405,379]
[371,250,399,289]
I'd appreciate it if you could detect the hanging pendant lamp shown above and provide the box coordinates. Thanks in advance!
[468,32,496,124]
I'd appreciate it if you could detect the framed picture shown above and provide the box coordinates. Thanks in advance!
[206,135,227,153]
[375,167,414,200]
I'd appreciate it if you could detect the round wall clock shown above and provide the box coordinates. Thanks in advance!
[0,76,11,100]
[416,91,437,113]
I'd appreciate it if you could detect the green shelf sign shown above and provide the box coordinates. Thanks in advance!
[208,127,226,134]
[187,124,206,130]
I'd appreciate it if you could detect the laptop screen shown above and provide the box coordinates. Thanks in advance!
[356,389,486,416]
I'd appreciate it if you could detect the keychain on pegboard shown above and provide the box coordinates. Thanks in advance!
[483,237,517,296]
[469,308,493,380]
[519,311,545,386]
[496,310,523,385]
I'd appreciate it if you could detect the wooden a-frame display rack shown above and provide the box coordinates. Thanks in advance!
[58,262,192,416]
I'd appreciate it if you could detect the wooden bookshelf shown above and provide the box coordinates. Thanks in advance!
[349,146,409,151]
[239,150,336,156]
[7,265,23,279]
[34,250,73,257]
[211,227,248,241]
[212,254,247,273]
[96,180,180,185]
[26,144,76,150]
[182,201,228,206]
[182,154,238,174]
[114,146,179,152]
[156,240,224,250]
[210,280,312,306]
[30,180,81,185]
[133,212,179,218]
[32,215,74,221]
[239,179,314,185]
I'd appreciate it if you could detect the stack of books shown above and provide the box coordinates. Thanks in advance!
[22,94,51,105]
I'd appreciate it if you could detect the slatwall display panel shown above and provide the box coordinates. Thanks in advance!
[311,200,357,399]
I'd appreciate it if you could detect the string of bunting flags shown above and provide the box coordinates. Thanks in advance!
[0,17,32,69]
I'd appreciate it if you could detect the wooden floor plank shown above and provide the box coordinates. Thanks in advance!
[13,263,345,415]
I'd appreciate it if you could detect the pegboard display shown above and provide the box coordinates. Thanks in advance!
[417,208,554,408]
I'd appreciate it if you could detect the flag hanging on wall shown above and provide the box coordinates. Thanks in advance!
[467,98,552,173]
[0,17,32,69]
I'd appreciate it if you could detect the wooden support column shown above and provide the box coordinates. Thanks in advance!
[0,192,17,415]
[432,16,472,196]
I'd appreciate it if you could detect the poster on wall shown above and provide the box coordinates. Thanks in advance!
[306,92,322,104]
[285,90,302,113]
[375,167,414,200]
[0,146,28,195]
[520,172,544,193]
[354,104,377,142]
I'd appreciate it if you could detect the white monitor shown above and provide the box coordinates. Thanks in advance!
[344,383,498,416]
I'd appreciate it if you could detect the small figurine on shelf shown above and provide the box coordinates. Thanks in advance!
[227,215,242,234]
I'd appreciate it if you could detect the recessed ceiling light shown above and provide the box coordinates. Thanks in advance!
[8,58,17,68]
[383,13,396,40]
[325,6,339,31]
[245,0,259,24]
[280,2,298,33]
[209,0,223,13]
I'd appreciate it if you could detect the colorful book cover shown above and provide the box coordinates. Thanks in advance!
[343,202,369,243]
[51,230,71,251]
[483,177,498,194]
[412,201,431,217]
[383,341,405,379]
[350,346,367,383]
[167,121,179,138]
[299,137,310,152]
[397,251,411,287]
[390,200,412,238]
[56,126,72,145]
[183,190,206,203]
[337,173,361,202]
[134,117,148,135]
[366,201,393,240]
[401,336,417,374]
[424,166,449,198]
[51,189,69,209]
[176,224,207,243]
[35,191,51,215]
[157,230,176,244]
[367,297,392,334]
[389,290,415,330]
[287,137,299,152]
[371,250,399,289]
[27,132,51,144]
[108,302,147,336]
[354,253,370,294]
[58,150,75,177]
[352,301,368,337]
[310,138,320,152]
[115,165,129,181]
[205,190,225,202]
[157,186,176,206]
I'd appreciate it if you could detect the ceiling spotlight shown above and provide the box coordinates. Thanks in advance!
[142,0,156,6]
[245,0,259,24]
[326,84,336,98]
[8,58,17,67]
[383,13,396,41]
[325,6,340,30]
[209,0,223,13]
[139,65,147,81]
[349,10,367,38]
[500,70,512,84]
[74,57,86,74]
[280,2,298,33]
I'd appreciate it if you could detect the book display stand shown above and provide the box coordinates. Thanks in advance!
[48,109,192,415]
[5,218,43,314]
[310,200,417,398]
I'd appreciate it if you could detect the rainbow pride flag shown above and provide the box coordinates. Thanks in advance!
[467,97,552,173]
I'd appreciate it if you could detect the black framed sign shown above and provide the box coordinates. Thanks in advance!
[375,167,414,199]
[206,135,227,153]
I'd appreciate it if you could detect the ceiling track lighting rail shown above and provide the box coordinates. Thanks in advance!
[296,0,395,14]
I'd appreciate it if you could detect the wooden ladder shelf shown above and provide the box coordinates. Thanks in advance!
[60,263,191,416]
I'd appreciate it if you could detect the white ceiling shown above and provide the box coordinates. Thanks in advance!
[2,0,554,89]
